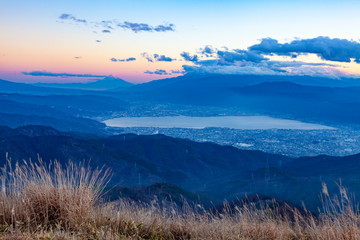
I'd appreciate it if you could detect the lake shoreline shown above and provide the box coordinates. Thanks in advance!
[104,116,335,130]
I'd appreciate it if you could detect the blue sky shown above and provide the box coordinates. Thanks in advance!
[1,0,360,83]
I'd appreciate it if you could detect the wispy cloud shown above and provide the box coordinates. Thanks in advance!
[59,14,87,23]
[58,14,175,33]
[144,69,171,75]
[144,69,183,75]
[141,53,176,62]
[119,21,175,33]
[110,57,136,62]
[153,24,175,32]
[170,70,185,74]
[22,71,107,78]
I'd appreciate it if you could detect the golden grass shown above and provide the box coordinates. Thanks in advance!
[0,157,359,240]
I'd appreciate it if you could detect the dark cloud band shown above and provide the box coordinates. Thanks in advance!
[249,36,360,63]
[181,37,352,78]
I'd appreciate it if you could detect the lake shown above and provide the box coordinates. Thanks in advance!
[103,116,335,130]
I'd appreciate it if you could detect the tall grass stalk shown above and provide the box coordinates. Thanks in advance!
[0,156,110,231]
[0,157,359,239]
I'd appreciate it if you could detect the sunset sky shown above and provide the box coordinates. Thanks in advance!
[1,0,360,83]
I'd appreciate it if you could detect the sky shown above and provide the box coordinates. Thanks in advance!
[1,0,360,83]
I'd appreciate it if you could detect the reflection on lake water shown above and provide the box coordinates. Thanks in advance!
[104,116,335,130]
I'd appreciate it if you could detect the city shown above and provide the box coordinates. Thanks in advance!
[114,127,360,157]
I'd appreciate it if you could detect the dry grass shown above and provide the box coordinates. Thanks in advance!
[0,157,359,239]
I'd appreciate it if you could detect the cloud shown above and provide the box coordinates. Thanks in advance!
[122,57,136,62]
[180,52,199,62]
[266,60,337,68]
[22,71,107,78]
[181,49,266,64]
[179,37,359,78]
[119,21,175,33]
[281,65,347,78]
[182,61,344,78]
[59,14,175,33]
[141,52,154,62]
[183,58,345,77]
[59,14,87,23]
[183,64,281,75]
[110,57,136,62]
[153,24,176,32]
[181,46,347,78]
[199,45,215,57]
[141,53,175,62]
[144,69,184,75]
[119,22,152,32]
[217,50,267,63]
[144,69,171,75]
[171,70,185,74]
[99,20,114,30]
[249,36,360,63]
[95,40,101,43]
[154,54,175,62]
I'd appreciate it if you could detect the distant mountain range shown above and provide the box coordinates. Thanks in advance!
[2,73,360,131]
[1,125,359,211]
[33,76,134,91]
[130,74,360,92]
[0,79,131,133]
[120,74,360,126]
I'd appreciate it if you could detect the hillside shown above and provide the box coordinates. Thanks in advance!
[0,97,108,133]
[0,93,128,117]
[0,125,289,190]
[1,125,360,210]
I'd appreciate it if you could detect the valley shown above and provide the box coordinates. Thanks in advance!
[113,127,358,157]
[1,74,360,211]
[0,125,359,212]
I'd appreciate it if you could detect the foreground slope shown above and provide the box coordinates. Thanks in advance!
[0,125,289,191]
[1,125,360,210]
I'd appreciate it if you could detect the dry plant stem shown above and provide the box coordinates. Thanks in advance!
[0,157,359,239]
